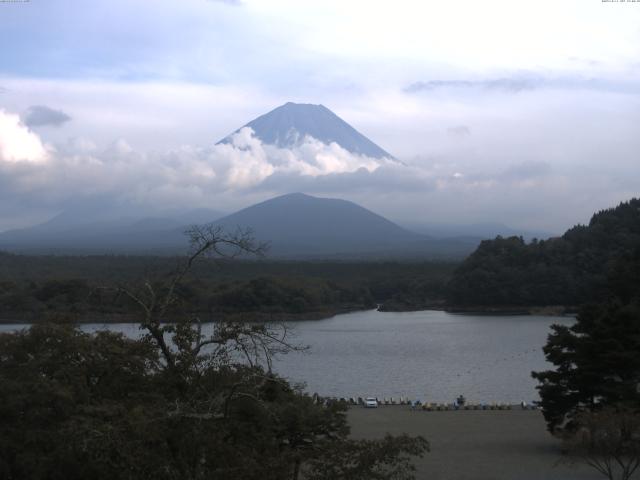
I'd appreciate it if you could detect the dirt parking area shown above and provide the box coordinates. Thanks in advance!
[348,406,603,480]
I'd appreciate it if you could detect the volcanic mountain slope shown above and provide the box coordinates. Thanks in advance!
[0,102,406,254]
[219,102,395,159]
[212,193,477,258]
[0,102,490,256]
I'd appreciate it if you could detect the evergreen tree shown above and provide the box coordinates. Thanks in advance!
[532,246,640,433]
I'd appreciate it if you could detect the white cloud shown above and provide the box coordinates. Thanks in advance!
[210,127,384,190]
[0,114,391,229]
[0,77,278,151]
[248,0,640,74]
[0,110,49,164]
[1,70,639,234]
[1,1,638,236]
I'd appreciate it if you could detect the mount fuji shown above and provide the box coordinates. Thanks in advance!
[0,103,489,257]
[219,102,395,159]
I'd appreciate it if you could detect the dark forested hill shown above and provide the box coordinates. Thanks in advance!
[213,193,478,258]
[446,198,640,307]
[214,193,420,255]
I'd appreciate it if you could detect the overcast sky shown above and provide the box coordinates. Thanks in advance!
[1,0,639,233]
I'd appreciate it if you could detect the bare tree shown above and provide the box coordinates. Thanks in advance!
[114,224,311,426]
[562,408,640,480]
[118,224,301,372]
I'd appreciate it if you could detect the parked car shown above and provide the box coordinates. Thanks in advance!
[364,397,378,408]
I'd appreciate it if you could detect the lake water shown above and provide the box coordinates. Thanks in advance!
[0,309,573,404]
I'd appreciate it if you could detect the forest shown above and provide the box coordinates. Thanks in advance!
[1,198,639,323]
[447,198,640,307]
[0,254,454,323]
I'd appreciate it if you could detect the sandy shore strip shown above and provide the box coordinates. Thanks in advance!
[348,406,602,480]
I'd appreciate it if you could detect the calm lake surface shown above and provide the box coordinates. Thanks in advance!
[0,309,573,403]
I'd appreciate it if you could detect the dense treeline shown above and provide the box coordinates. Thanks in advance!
[0,255,455,322]
[0,276,372,322]
[2,198,639,317]
[447,198,640,307]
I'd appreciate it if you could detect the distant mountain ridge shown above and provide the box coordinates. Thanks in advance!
[0,102,539,258]
[0,101,543,258]
[0,193,480,258]
[219,102,395,159]
[0,208,224,253]
[402,220,555,241]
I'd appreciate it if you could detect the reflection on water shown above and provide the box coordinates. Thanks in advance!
[0,309,573,403]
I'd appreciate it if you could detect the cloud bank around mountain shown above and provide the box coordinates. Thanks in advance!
[3,95,637,237]
[0,110,394,228]
[1,0,639,235]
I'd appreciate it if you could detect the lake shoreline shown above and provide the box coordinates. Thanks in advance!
[380,304,578,316]
[0,306,367,325]
[0,303,578,325]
